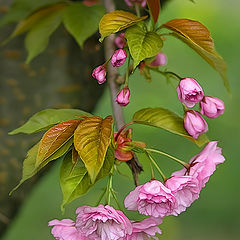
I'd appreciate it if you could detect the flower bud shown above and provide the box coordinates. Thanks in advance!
[184,110,208,139]
[82,0,98,6]
[200,96,225,118]
[177,78,204,108]
[149,52,167,67]
[125,0,147,8]
[114,33,126,49]
[116,87,130,106]
[92,65,106,84]
[111,49,127,67]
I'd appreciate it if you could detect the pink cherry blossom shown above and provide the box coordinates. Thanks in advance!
[125,0,147,8]
[149,52,167,67]
[165,176,199,215]
[111,49,127,67]
[116,87,130,106]
[75,205,132,240]
[126,217,162,240]
[115,33,126,49]
[124,180,175,218]
[48,219,85,240]
[177,78,204,108]
[92,65,107,84]
[200,96,225,118]
[172,141,225,191]
[184,110,208,139]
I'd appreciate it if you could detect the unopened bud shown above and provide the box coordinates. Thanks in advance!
[116,87,130,106]
[111,49,127,67]
[184,110,208,139]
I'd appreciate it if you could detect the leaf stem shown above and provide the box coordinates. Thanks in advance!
[110,188,122,210]
[135,3,141,17]
[145,148,190,169]
[106,174,113,205]
[150,68,182,81]
[145,151,167,181]
[96,187,107,206]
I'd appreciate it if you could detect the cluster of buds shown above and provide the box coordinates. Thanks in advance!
[92,48,127,84]
[92,34,130,106]
[177,78,225,139]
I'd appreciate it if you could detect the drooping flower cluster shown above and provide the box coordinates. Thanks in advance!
[49,142,225,240]
[124,141,225,218]
[177,78,225,138]
[49,205,162,240]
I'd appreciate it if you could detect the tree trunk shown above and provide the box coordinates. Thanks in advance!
[0,11,105,239]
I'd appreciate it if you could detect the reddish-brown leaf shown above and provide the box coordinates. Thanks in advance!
[163,18,230,92]
[36,119,82,166]
[147,0,161,24]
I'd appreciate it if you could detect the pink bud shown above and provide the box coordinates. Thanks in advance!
[125,0,147,8]
[114,33,126,49]
[200,96,225,118]
[177,78,204,108]
[184,110,208,139]
[116,87,130,106]
[149,52,167,67]
[111,49,127,67]
[92,65,106,84]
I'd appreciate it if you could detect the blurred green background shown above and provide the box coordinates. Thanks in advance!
[3,0,240,239]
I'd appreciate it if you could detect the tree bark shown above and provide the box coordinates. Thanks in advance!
[0,6,105,238]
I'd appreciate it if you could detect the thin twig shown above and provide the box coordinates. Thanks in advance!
[103,0,143,186]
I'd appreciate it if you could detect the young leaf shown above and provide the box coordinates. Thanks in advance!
[132,107,209,147]
[10,138,72,195]
[0,0,61,27]
[162,19,230,92]
[25,8,64,63]
[9,108,91,135]
[99,10,147,41]
[125,24,163,68]
[147,0,161,24]
[63,2,105,48]
[74,116,113,183]
[60,147,114,211]
[36,119,83,167]
[7,3,67,40]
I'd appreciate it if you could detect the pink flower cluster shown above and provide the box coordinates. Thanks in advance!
[125,141,225,218]
[49,142,224,240]
[177,78,225,139]
[49,205,162,240]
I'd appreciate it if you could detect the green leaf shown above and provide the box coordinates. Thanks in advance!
[74,116,113,183]
[63,3,105,48]
[99,10,147,41]
[0,0,61,27]
[25,7,64,63]
[9,109,92,135]
[162,18,230,93]
[132,107,209,147]
[60,147,114,211]
[10,138,73,195]
[125,24,163,68]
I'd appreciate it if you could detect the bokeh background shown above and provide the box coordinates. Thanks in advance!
[2,0,240,239]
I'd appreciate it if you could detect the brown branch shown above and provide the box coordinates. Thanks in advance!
[103,0,143,186]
